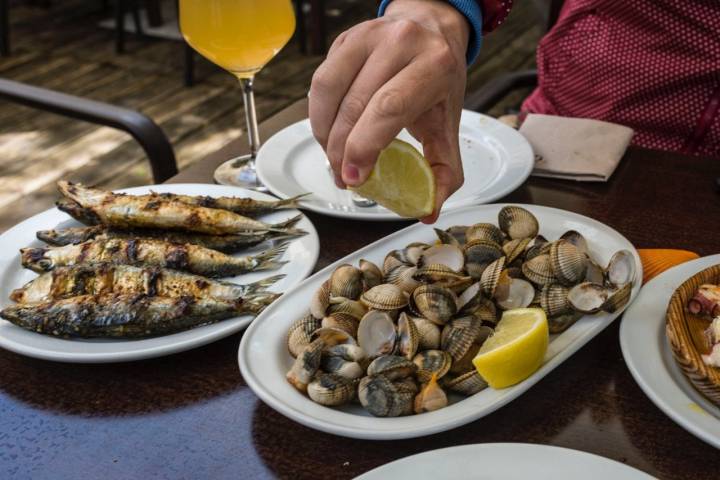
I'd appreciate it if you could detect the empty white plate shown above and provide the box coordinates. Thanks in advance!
[254,111,534,220]
[355,443,655,479]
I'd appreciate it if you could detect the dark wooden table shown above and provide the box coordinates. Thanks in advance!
[2,99,719,479]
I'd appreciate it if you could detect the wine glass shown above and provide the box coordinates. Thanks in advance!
[179,0,296,190]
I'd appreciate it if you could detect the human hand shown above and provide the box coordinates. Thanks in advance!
[308,0,470,223]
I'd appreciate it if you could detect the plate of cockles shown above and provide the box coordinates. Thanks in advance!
[0,181,319,363]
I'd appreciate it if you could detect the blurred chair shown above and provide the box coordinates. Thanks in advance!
[0,78,178,183]
[464,0,564,113]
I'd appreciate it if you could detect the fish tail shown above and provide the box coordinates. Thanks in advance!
[243,274,286,294]
[271,213,304,230]
[244,291,282,314]
[252,242,290,271]
[273,193,311,210]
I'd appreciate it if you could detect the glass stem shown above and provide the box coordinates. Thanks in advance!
[240,77,260,160]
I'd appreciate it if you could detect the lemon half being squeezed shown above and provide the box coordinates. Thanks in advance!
[351,139,436,218]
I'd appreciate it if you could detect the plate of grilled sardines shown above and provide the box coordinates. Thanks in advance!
[0,182,319,362]
[239,204,641,439]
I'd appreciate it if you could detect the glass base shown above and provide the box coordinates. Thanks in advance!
[213,155,268,192]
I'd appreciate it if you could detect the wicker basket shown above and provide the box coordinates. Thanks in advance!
[666,264,720,406]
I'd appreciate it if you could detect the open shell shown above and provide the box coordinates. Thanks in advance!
[419,244,465,272]
[310,280,331,319]
[602,282,632,313]
[567,282,609,313]
[357,310,397,358]
[606,249,636,288]
[503,237,531,265]
[398,312,420,360]
[494,276,535,310]
[414,374,448,413]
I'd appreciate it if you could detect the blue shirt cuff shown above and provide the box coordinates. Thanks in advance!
[378,0,483,65]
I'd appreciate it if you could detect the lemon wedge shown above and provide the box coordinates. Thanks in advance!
[472,308,549,389]
[351,139,436,218]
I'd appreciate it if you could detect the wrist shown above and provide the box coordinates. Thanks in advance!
[384,0,470,63]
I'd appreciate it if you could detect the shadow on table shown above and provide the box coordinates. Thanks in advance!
[0,333,243,415]
[249,324,632,480]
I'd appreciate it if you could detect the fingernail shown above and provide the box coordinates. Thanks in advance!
[342,164,360,185]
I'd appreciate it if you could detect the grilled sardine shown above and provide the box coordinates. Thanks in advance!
[56,197,100,225]
[10,263,283,304]
[1,292,279,338]
[147,191,310,217]
[58,181,305,235]
[21,237,289,277]
[36,224,302,252]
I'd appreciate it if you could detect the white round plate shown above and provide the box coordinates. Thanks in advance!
[239,204,642,439]
[355,443,655,480]
[0,184,319,363]
[254,111,534,220]
[620,254,720,449]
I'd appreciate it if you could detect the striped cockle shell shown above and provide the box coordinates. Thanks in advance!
[540,284,572,317]
[441,316,483,363]
[286,338,324,393]
[310,279,331,319]
[327,297,368,321]
[360,283,408,310]
[503,237,531,265]
[366,355,417,380]
[358,375,414,417]
[443,370,488,396]
[560,230,588,256]
[412,284,458,325]
[480,256,506,297]
[414,316,442,350]
[601,282,632,313]
[522,253,556,287]
[320,356,365,380]
[498,206,539,240]
[308,373,357,406]
[287,312,321,358]
[548,311,584,334]
[413,349,452,383]
[321,312,359,337]
[464,239,503,279]
[398,312,420,360]
[550,240,588,286]
[384,264,421,294]
[329,264,364,300]
[359,259,383,289]
[465,223,504,245]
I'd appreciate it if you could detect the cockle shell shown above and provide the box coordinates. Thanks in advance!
[366,355,417,380]
[398,312,420,360]
[413,349,452,383]
[413,264,469,285]
[359,375,414,417]
[287,313,321,357]
[385,264,421,294]
[605,249,636,287]
[383,250,410,274]
[466,223,505,245]
[441,316,483,362]
[522,254,555,287]
[361,283,408,310]
[327,297,368,321]
[503,237,531,265]
[329,264,364,300]
[287,338,324,393]
[359,259,383,289]
[567,282,609,313]
[412,285,458,325]
[560,230,588,256]
[403,243,429,265]
[414,374,448,414]
[601,282,632,313]
[323,343,367,362]
[443,370,488,395]
[548,311,583,334]
[419,244,465,272]
[321,312,359,337]
[310,280,331,319]
[457,282,482,313]
[480,256,506,297]
[524,235,550,261]
[494,276,535,310]
[414,316,442,350]
[449,325,493,374]
[357,310,397,358]
[584,259,605,284]
[550,240,588,286]
[434,228,461,247]
[464,239,503,279]
[498,206,539,240]
[307,373,357,406]
[540,284,572,317]
[320,356,365,380]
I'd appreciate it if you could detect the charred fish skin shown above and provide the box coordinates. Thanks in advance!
[10,263,284,304]
[57,181,304,235]
[36,225,304,252]
[148,191,311,217]
[56,198,100,225]
[0,293,278,338]
[21,237,289,277]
